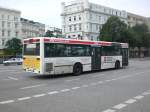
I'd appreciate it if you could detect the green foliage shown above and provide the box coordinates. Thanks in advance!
[99,16,127,42]
[44,30,54,37]
[5,38,22,56]
[99,17,150,49]
[132,24,150,48]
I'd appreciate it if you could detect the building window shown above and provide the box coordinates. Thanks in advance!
[79,24,82,31]
[16,32,19,37]
[68,35,71,38]
[15,23,18,29]
[104,8,106,13]
[2,30,5,36]
[2,21,5,28]
[2,39,5,46]
[7,22,11,28]
[14,17,18,21]
[99,16,101,21]
[74,16,76,21]
[69,26,72,32]
[79,16,81,20]
[1,15,4,19]
[69,17,71,22]
[91,36,93,41]
[90,14,92,20]
[8,15,10,20]
[8,31,11,36]
[74,25,77,31]
[96,25,99,31]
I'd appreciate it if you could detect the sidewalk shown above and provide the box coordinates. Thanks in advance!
[130,57,150,61]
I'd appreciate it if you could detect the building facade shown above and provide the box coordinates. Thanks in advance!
[146,18,150,31]
[0,7,21,52]
[45,26,62,37]
[21,18,45,39]
[61,0,127,40]
[127,12,147,27]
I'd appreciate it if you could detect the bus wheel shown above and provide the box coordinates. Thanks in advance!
[73,63,83,76]
[115,61,120,69]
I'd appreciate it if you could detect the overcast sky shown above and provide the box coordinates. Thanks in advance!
[0,0,150,28]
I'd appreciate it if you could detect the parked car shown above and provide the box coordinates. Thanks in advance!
[3,58,23,66]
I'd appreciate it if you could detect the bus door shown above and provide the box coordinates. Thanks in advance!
[91,46,101,70]
[121,48,129,66]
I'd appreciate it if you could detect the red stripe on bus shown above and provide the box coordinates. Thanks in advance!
[44,38,112,46]
[24,39,40,44]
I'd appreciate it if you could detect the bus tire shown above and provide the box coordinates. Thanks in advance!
[115,61,120,69]
[73,63,83,76]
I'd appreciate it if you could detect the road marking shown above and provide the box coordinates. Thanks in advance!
[98,81,103,84]
[111,78,118,81]
[65,78,80,82]
[142,92,150,96]
[20,84,46,90]
[71,87,80,90]
[18,97,31,101]
[48,91,59,95]
[60,89,70,92]
[134,95,144,100]
[90,83,98,86]
[0,100,14,104]
[33,94,46,98]
[8,76,18,80]
[113,103,127,109]
[105,80,111,82]
[125,99,136,104]
[102,109,116,112]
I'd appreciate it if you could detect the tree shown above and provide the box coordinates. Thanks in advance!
[99,16,128,42]
[132,24,149,47]
[131,24,150,57]
[44,30,54,37]
[5,38,22,56]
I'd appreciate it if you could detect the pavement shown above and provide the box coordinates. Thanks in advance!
[0,59,150,112]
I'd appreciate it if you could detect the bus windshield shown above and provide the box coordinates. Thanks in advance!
[24,43,40,55]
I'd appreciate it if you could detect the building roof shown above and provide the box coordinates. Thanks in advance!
[0,6,21,13]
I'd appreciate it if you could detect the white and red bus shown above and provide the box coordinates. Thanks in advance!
[23,37,128,75]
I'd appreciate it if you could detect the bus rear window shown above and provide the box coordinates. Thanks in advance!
[24,43,40,55]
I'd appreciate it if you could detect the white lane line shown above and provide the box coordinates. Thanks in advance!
[65,78,80,82]
[20,84,46,90]
[102,109,116,112]
[111,78,118,81]
[0,100,14,104]
[33,94,46,98]
[90,83,98,86]
[82,85,89,88]
[71,87,80,90]
[142,92,150,96]
[60,89,70,92]
[8,76,18,80]
[105,80,111,82]
[92,74,105,78]
[125,99,136,104]
[113,103,127,109]
[48,91,59,95]
[98,81,103,84]
[18,97,31,101]
[134,95,144,100]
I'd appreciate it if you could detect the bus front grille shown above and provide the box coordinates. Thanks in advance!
[45,63,53,72]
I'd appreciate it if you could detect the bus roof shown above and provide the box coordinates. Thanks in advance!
[23,37,128,48]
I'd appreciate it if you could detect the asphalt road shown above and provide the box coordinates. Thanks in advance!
[0,59,150,112]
